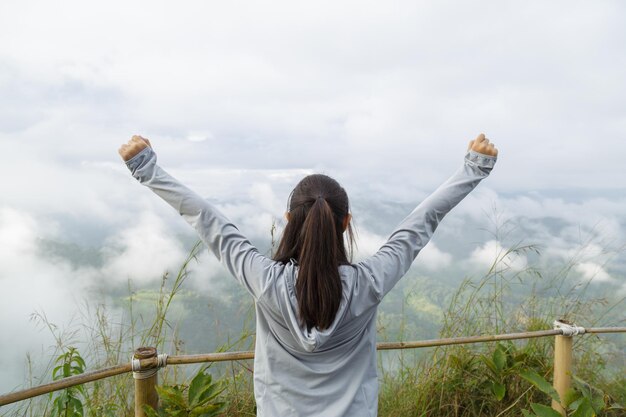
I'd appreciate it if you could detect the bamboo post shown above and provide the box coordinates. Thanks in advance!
[3,326,624,408]
[552,322,576,416]
[133,347,159,417]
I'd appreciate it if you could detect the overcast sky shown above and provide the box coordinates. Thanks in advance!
[1,0,625,394]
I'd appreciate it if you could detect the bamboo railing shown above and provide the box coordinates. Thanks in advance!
[1,323,624,416]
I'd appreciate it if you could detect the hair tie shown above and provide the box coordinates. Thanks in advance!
[316,195,324,200]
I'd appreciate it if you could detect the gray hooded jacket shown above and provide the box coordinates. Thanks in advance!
[126,148,496,417]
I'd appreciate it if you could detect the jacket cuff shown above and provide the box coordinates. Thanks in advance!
[125,147,154,177]
[466,150,497,170]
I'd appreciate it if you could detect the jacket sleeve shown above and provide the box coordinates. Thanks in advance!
[125,147,275,299]
[358,150,497,301]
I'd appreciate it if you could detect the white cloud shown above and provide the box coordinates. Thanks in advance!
[2,0,625,192]
[469,240,528,272]
[2,0,626,393]
[574,262,614,283]
[249,182,285,216]
[186,132,213,142]
[348,225,453,271]
[102,212,187,284]
[0,207,90,391]
[186,249,227,293]
[0,207,89,323]
[353,228,386,261]
[417,242,453,271]
[0,206,194,392]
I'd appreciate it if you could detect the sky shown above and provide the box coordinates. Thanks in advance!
[1,0,625,394]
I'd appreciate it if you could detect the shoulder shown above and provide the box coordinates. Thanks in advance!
[339,263,378,299]
[256,259,298,304]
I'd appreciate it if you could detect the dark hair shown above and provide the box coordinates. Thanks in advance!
[273,174,355,330]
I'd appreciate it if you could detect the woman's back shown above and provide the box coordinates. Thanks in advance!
[121,134,497,416]
[254,262,379,416]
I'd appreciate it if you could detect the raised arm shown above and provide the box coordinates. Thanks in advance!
[358,134,498,300]
[119,136,275,299]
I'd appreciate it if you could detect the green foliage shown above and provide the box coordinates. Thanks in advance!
[528,403,563,417]
[49,347,86,417]
[516,356,625,416]
[567,376,624,416]
[480,342,528,402]
[8,228,624,417]
[377,226,625,417]
[143,367,227,417]
[519,369,560,403]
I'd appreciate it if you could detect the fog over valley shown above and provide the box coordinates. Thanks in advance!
[1,0,625,397]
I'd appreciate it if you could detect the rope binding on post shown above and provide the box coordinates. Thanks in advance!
[131,353,168,380]
[553,319,586,337]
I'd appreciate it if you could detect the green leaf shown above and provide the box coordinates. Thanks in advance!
[197,382,225,406]
[491,381,506,401]
[570,396,584,410]
[73,354,86,370]
[187,369,226,407]
[50,399,61,417]
[52,365,63,380]
[142,404,162,417]
[564,388,582,408]
[514,352,529,363]
[572,376,605,412]
[156,385,188,410]
[530,403,564,417]
[481,355,498,376]
[521,410,536,417]
[493,345,506,372]
[450,352,476,371]
[54,352,66,364]
[573,377,593,399]
[69,396,84,416]
[188,370,213,407]
[570,397,595,417]
[590,394,605,412]
[189,402,226,417]
[520,369,561,403]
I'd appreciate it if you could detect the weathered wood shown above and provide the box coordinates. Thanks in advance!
[552,335,573,415]
[586,326,626,334]
[0,364,130,406]
[166,351,255,365]
[376,329,561,350]
[133,347,159,417]
[1,326,624,408]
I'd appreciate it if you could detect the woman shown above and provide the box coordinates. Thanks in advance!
[119,134,497,416]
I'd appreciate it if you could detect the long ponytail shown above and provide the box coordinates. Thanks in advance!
[297,197,342,330]
[274,174,354,330]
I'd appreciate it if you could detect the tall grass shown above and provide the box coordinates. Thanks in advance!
[376,237,625,417]
[2,231,624,416]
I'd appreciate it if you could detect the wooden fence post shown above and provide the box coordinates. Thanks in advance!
[552,326,574,416]
[133,347,159,417]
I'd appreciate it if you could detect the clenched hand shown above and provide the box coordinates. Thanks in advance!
[468,133,498,157]
[119,135,152,161]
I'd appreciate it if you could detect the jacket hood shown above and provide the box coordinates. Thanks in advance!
[267,261,354,353]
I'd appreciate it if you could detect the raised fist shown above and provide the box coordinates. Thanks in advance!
[468,133,498,157]
[119,135,152,161]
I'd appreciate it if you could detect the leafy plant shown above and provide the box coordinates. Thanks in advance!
[49,346,86,417]
[520,370,625,417]
[143,367,227,417]
[481,342,528,401]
